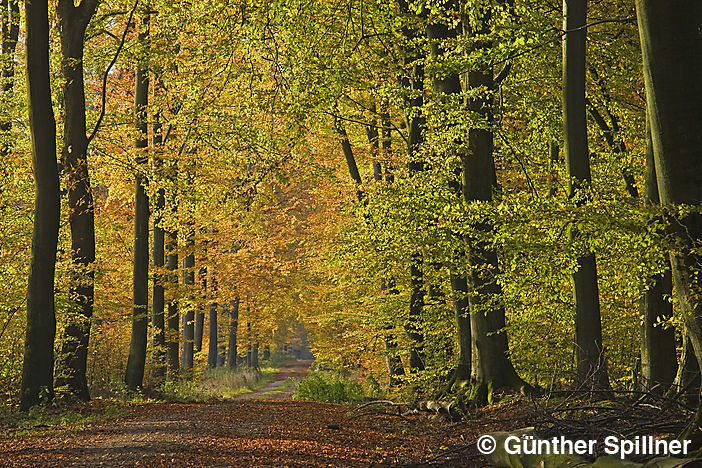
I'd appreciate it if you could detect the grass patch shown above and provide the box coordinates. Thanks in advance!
[158,366,279,403]
[292,371,365,403]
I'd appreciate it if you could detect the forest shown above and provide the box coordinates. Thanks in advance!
[2,0,702,466]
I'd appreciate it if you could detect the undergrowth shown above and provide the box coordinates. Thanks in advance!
[0,399,125,437]
[292,371,365,403]
[158,366,277,403]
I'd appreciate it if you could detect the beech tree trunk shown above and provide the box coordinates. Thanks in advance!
[125,12,150,390]
[563,0,610,391]
[151,108,166,382]
[227,298,239,368]
[363,112,405,386]
[462,4,529,401]
[640,113,676,394]
[194,265,206,353]
[428,0,471,384]
[21,0,59,410]
[166,227,179,376]
[181,193,195,370]
[637,0,702,440]
[252,342,259,368]
[207,274,218,369]
[397,0,427,374]
[54,0,99,401]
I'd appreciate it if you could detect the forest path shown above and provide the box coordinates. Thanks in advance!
[236,359,311,400]
[0,360,488,467]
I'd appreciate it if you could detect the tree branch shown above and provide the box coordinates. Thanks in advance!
[86,0,138,147]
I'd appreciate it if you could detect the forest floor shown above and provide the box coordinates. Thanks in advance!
[0,361,528,467]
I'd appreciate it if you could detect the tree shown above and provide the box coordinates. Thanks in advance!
[640,113,676,393]
[562,0,610,390]
[426,0,471,384]
[166,218,180,376]
[20,0,60,410]
[54,0,100,402]
[151,102,166,382]
[125,10,151,390]
[207,273,218,369]
[399,0,427,373]
[194,265,206,353]
[181,168,196,371]
[226,297,239,368]
[637,0,702,440]
[462,0,530,401]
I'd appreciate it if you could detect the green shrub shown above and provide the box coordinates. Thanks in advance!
[292,372,364,403]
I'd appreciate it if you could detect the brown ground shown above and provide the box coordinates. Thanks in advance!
[0,362,521,467]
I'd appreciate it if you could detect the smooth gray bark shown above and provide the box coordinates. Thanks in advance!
[636,0,702,443]
[563,0,610,391]
[640,114,676,393]
[637,0,702,439]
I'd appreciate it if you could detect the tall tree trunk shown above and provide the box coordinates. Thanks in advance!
[563,0,610,391]
[125,11,150,390]
[640,112,676,393]
[194,265,206,353]
[181,181,195,371]
[428,0,471,385]
[246,321,252,367]
[548,141,559,197]
[54,0,99,401]
[462,4,529,402]
[637,0,702,441]
[151,106,166,382]
[217,305,226,367]
[227,298,239,368]
[207,273,218,369]
[366,110,382,181]
[673,334,701,408]
[20,0,59,410]
[364,109,405,385]
[166,226,179,376]
[396,0,427,374]
[252,342,259,368]
[405,55,426,374]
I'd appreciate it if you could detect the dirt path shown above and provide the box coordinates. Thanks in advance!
[0,362,501,467]
[237,359,311,400]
